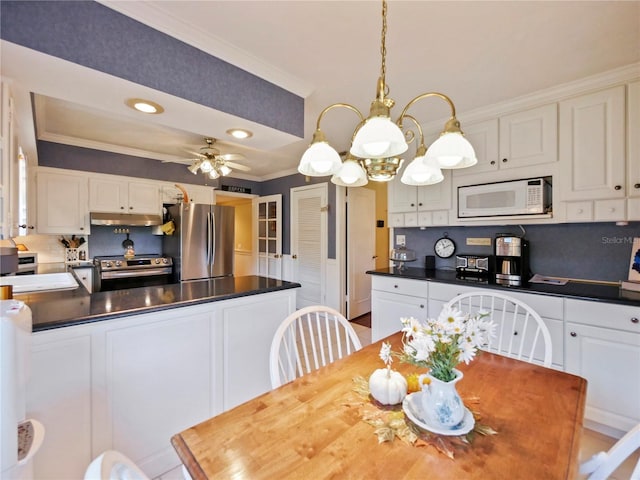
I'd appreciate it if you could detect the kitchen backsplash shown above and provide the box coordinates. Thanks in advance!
[14,226,162,263]
[395,222,640,283]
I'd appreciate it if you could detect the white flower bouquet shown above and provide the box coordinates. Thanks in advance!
[398,305,496,382]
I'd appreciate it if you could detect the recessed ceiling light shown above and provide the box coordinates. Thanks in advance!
[226,128,252,139]
[125,98,164,114]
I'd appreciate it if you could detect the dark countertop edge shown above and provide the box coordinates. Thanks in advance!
[29,281,301,332]
[366,268,640,307]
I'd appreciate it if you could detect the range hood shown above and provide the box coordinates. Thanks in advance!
[90,212,162,227]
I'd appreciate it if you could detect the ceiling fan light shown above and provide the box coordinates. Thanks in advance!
[331,159,368,187]
[199,160,213,173]
[187,162,201,174]
[426,132,477,169]
[208,169,220,179]
[350,116,408,159]
[219,164,232,176]
[298,141,342,176]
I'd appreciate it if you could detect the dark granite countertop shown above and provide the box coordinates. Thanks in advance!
[367,267,640,307]
[15,275,301,332]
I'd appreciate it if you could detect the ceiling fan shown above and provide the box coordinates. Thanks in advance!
[174,137,250,179]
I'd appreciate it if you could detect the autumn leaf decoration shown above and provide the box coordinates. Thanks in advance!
[346,375,498,459]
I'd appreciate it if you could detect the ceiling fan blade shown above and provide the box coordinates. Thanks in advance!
[162,158,196,164]
[225,161,251,172]
[184,149,206,158]
[219,153,245,161]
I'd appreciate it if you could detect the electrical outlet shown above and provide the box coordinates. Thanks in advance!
[396,235,406,246]
[466,237,492,246]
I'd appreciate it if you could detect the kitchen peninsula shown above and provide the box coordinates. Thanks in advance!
[17,274,300,479]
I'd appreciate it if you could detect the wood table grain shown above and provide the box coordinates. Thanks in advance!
[171,333,586,479]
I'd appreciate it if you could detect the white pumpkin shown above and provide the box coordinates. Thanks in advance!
[368,368,407,405]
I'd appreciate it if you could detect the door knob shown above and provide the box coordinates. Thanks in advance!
[372,255,378,259]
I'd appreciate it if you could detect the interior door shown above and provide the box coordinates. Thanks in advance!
[347,187,376,319]
[254,194,282,279]
[290,184,327,309]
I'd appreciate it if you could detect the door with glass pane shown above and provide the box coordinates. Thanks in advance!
[254,194,282,279]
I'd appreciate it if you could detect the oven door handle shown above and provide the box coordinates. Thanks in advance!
[100,268,172,279]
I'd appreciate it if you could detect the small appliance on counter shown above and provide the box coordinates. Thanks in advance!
[456,255,493,277]
[390,246,416,271]
[494,235,529,286]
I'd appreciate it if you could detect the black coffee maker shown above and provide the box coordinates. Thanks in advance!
[494,235,529,286]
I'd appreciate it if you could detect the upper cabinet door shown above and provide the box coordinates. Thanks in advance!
[127,180,160,214]
[498,103,558,169]
[387,174,418,213]
[454,118,499,175]
[36,170,90,234]
[627,81,640,199]
[559,86,626,201]
[89,177,127,212]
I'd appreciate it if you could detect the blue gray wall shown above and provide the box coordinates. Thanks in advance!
[396,223,640,283]
[1,1,303,137]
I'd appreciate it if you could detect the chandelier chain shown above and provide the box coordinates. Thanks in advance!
[380,0,387,82]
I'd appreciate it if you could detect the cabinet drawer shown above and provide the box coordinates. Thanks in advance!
[566,299,640,333]
[371,276,427,298]
[565,201,593,222]
[428,282,481,302]
[594,199,626,221]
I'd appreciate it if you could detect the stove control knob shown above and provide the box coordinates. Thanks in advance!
[105,261,112,268]
[162,258,169,264]
[154,258,160,264]
[115,261,122,267]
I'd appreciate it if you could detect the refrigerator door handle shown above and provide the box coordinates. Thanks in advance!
[206,212,212,265]
[211,210,216,269]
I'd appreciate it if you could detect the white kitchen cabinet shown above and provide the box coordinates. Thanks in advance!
[28,330,93,480]
[371,276,428,342]
[627,81,640,220]
[89,175,160,215]
[559,86,626,203]
[387,170,452,227]
[36,169,90,234]
[94,307,215,478]
[72,267,93,293]
[455,104,558,176]
[221,290,295,410]
[161,183,214,205]
[564,299,640,437]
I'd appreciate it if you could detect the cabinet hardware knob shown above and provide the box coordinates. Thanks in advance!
[490,160,496,165]
[17,224,34,229]
[120,206,125,210]
[614,185,622,190]
[394,285,398,289]
[570,332,577,337]
[420,305,424,309]
[502,158,508,163]
[418,203,423,207]
[635,183,640,189]
[411,203,415,207]
[292,254,297,259]
[632,317,639,324]
[80,227,84,230]
[513,331,518,336]
[577,209,583,214]
[129,206,133,210]
[372,255,378,259]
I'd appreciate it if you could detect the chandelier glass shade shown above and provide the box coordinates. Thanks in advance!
[299,0,477,187]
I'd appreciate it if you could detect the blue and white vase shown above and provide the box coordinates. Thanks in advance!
[418,369,465,429]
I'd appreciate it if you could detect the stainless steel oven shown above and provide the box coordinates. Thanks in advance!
[94,254,174,291]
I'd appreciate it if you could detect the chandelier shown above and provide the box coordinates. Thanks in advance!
[297,0,477,187]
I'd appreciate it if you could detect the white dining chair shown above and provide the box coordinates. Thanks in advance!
[579,423,640,480]
[444,291,553,367]
[269,305,363,388]
[84,450,149,480]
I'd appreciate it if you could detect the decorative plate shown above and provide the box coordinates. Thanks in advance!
[402,392,475,436]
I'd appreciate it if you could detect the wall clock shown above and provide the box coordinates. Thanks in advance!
[434,235,456,258]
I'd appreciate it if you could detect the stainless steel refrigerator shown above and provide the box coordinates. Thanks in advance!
[163,203,235,281]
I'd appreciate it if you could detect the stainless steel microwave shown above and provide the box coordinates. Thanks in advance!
[458,177,552,219]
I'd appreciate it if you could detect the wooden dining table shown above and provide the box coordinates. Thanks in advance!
[171,332,587,479]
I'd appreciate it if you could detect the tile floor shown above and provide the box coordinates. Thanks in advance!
[154,321,638,480]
